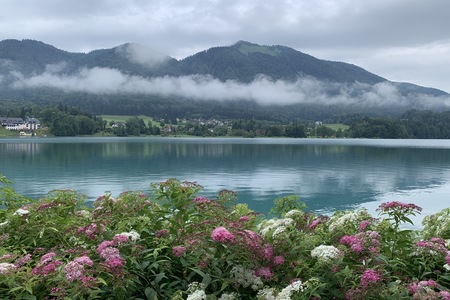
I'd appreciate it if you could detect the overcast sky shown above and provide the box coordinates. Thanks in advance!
[1,0,450,93]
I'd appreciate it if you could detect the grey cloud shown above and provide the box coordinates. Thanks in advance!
[2,0,450,92]
[10,66,450,109]
[115,44,170,67]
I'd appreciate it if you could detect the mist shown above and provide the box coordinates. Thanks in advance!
[9,64,450,109]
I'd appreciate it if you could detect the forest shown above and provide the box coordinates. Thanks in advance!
[2,101,450,139]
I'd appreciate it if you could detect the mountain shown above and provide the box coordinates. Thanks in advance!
[179,41,386,85]
[0,39,448,121]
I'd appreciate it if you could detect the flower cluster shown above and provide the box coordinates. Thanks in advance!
[275,279,305,300]
[360,269,381,288]
[255,266,273,280]
[340,230,381,257]
[377,201,422,214]
[186,282,207,300]
[77,222,105,240]
[230,265,264,291]
[0,262,16,274]
[31,252,62,276]
[13,208,30,216]
[414,238,448,256]
[408,279,450,299]
[258,218,294,238]
[114,230,140,242]
[211,226,235,243]
[14,253,32,268]
[192,197,211,205]
[311,245,341,262]
[422,208,450,239]
[328,209,371,233]
[96,240,125,278]
[172,245,186,257]
[64,256,94,282]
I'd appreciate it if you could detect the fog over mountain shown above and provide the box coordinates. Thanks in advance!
[1,39,449,118]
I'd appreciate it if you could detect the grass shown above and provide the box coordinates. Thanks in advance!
[324,123,350,131]
[101,115,155,124]
[0,127,18,137]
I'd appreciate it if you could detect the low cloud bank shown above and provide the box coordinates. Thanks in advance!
[9,64,450,108]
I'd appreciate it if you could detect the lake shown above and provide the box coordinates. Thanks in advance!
[2,137,450,225]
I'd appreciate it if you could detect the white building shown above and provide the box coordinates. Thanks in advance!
[0,117,41,130]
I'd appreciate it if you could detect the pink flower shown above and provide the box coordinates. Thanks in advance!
[360,269,381,287]
[309,219,321,230]
[440,291,450,300]
[340,231,381,256]
[359,220,371,232]
[262,244,274,261]
[40,261,62,275]
[211,227,235,243]
[415,239,448,254]
[113,234,129,244]
[409,279,439,294]
[73,256,93,267]
[81,275,97,288]
[100,247,121,261]
[0,254,13,260]
[272,255,285,266]
[96,241,115,255]
[192,197,211,204]
[64,261,85,282]
[155,229,169,238]
[77,223,105,240]
[40,252,57,265]
[340,235,364,253]
[239,216,250,222]
[377,201,422,214]
[255,267,273,280]
[107,257,123,269]
[15,254,32,267]
[172,246,186,257]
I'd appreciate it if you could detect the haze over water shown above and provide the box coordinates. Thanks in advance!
[2,137,450,225]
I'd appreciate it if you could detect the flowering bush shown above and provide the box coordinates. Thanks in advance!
[1,176,450,299]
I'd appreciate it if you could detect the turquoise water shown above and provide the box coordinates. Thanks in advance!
[2,137,450,223]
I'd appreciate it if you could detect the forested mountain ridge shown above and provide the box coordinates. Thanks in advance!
[1,39,446,94]
[0,39,448,121]
[179,41,387,85]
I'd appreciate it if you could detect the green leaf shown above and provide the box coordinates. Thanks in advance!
[144,287,156,300]
[154,272,166,284]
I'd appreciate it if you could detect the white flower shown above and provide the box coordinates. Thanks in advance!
[284,209,303,218]
[259,218,294,238]
[444,264,450,271]
[13,208,30,216]
[257,288,276,300]
[77,210,91,218]
[0,221,9,227]
[230,265,263,291]
[116,230,140,242]
[311,245,341,262]
[272,226,287,238]
[0,263,16,274]
[218,292,239,300]
[329,212,356,230]
[187,289,206,300]
[276,280,304,300]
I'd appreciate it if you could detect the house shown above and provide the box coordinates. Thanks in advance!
[0,117,25,130]
[25,118,41,130]
[0,117,41,130]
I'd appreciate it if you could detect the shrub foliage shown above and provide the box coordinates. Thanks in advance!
[1,176,450,299]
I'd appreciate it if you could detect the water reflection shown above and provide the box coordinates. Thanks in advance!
[1,138,450,217]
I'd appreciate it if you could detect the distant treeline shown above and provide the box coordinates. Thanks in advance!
[347,109,450,139]
[2,102,450,138]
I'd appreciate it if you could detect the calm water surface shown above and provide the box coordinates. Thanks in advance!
[2,137,450,224]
